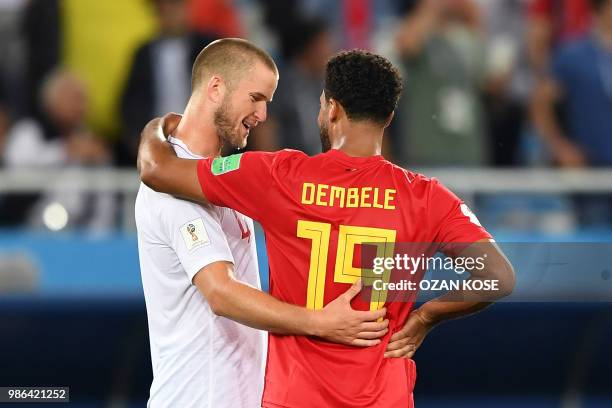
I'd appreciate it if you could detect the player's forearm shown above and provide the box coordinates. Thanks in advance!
[418,243,515,326]
[138,117,207,202]
[138,118,175,188]
[207,278,318,336]
[416,276,510,326]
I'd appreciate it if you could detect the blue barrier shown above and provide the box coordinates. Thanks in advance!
[1,227,612,296]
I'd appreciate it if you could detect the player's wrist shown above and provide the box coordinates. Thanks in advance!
[305,309,328,338]
[413,306,437,329]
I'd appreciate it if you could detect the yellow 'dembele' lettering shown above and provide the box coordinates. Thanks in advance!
[384,189,396,209]
[360,187,372,208]
[315,184,329,206]
[372,188,384,208]
[302,183,315,205]
[300,183,397,210]
[346,188,359,208]
[329,186,345,208]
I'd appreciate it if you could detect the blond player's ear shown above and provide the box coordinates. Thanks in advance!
[206,75,224,104]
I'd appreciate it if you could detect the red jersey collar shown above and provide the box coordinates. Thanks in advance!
[324,149,385,165]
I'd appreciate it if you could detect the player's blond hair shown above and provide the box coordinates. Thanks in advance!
[191,38,278,93]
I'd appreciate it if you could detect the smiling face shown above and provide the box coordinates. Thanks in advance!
[214,60,278,149]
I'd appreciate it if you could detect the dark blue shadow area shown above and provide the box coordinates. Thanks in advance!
[412,303,612,401]
[415,396,612,408]
[1,229,611,406]
[0,299,610,406]
[0,296,151,406]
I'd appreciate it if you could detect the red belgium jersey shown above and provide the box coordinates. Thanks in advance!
[197,149,491,408]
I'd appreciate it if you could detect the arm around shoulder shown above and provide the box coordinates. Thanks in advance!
[137,116,208,202]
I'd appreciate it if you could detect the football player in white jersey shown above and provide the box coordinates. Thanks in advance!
[135,38,389,408]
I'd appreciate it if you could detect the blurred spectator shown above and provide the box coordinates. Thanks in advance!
[339,0,373,49]
[0,0,27,118]
[187,0,243,37]
[526,0,592,74]
[394,0,488,166]
[0,91,14,225]
[260,0,399,53]
[22,0,157,142]
[0,102,9,158]
[477,0,533,166]
[250,18,333,154]
[531,0,612,226]
[119,0,215,165]
[531,0,612,167]
[22,0,61,119]
[1,69,116,231]
[258,0,301,50]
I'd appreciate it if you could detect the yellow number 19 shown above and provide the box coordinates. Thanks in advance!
[297,220,396,311]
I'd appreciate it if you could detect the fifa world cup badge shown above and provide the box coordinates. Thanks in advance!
[180,218,210,250]
[187,224,198,241]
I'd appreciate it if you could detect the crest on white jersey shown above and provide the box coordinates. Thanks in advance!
[180,218,210,250]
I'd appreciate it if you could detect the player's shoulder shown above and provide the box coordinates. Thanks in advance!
[273,148,308,160]
[257,148,309,171]
[136,182,222,225]
[385,161,440,190]
[245,148,305,158]
[242,148,306,166]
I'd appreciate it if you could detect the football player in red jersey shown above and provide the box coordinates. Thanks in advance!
[138,49,515,407]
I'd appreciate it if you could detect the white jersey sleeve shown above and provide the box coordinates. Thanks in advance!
[158,198,234,282]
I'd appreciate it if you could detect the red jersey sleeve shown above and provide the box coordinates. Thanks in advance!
[196,151,277,223]
[428,179,492,253]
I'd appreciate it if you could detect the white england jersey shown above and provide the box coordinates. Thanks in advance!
[135,136,266,408]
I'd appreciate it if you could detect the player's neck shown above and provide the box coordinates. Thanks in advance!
[173,103,221,158]
[330,121,383,157]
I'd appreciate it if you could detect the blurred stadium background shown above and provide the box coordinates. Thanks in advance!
[0,0,611,407]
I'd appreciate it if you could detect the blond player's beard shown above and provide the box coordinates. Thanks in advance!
[214,98,245,150]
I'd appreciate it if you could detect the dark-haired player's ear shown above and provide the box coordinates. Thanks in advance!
[383,111,395,129]
[329,99,340,123]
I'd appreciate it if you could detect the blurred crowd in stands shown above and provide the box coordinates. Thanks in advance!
[0,0,610,231]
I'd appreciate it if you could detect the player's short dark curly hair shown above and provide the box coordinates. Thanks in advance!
[324,50,402,124]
